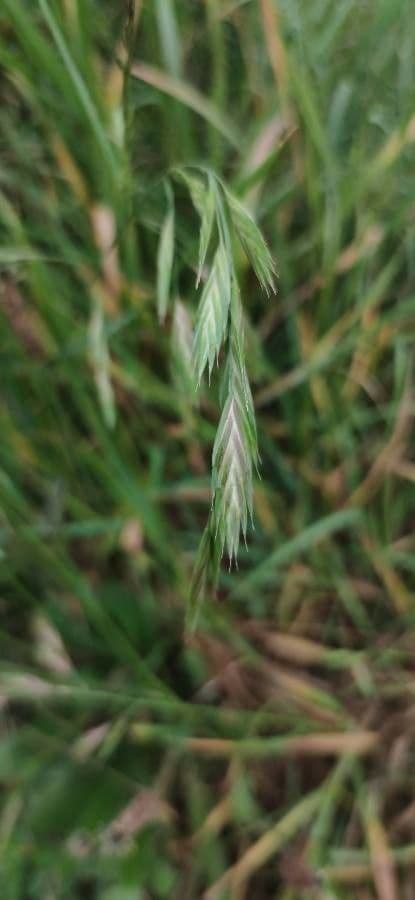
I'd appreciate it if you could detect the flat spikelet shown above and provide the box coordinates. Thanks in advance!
[174,170,215,285]
[212,393,252,561]
[212,287,258,562]
[197,176,215,286]
[225,188,277,295]
[193,240,231,382]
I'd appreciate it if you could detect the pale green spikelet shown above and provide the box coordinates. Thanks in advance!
[197,175,215,287]
[173,169,215,285]
[193,239,231,383]
[211,285,257,562]
[225,283,259,467]
[175,169,207,220]
[212,391,252,561]
[164,168,276,628]
[224,187,277,295]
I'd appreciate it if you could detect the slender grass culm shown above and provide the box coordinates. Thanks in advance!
[158,169,276,628]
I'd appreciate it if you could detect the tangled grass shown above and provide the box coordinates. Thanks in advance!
[1,1,415,897]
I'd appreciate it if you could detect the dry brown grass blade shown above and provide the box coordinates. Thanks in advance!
[259,0,287,100]
[256,308,355,406]
[131,62,241,147]
[391,460,415,483]
[32,613,73,676]
[372,114,415,173]
[366,802,399,900]
[278,732,378,755]
[362,535,413,615]
[72,722,110,761]
[1,277,50,358]
[258,225,383,339]
[104,789,173,845]
[192,795,232,846]
[324,845,415,888]
[241,114,289,178]
[365,808,399,900]
[297,310,331,413]
[258,630,335,666]
[390,799,415,839]
[347,378,414,509]
[259,0,302,179]
[322,860,377,885]
[204,789,321,899]
[90,204,122,301]
[184,731,377,758]
[344,304,392,402]
[51,134,89,204]
[259,660,343,726]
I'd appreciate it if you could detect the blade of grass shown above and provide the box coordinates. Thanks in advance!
[233,508,362,596]
[131,62,241,148]
[38,0,117,180]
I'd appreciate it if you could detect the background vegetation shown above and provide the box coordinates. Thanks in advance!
[1,0,415,897]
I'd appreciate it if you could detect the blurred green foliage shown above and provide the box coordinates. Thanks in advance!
[1,0,415,897]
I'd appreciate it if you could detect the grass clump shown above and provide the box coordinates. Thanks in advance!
[1,1,415,898]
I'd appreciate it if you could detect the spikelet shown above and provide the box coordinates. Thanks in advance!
[225,186,277,295]
[161,169,276,627]
[193,240,231,383]
[211,285,258,562]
